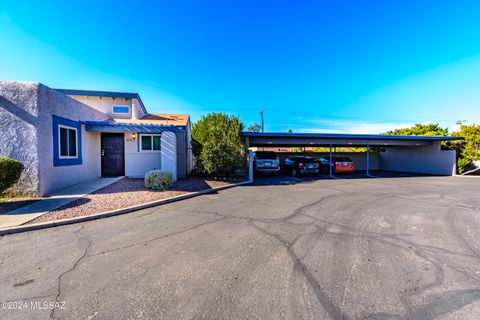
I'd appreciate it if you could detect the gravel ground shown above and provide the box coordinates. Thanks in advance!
[28,177,244,224]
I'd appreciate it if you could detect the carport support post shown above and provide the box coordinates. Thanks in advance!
[329,143,334,177]
[248,150,254,181]
[366,143,371,177]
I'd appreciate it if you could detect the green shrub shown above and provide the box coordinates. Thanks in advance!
[457,157,470,172]
[452,125,480,172]
[144,170,173,191]
[384,123,449,136]
[191,113,246,176]
[0,157,24,194]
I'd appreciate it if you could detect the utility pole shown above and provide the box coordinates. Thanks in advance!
[453,120,467,133]
[260,108,264,133]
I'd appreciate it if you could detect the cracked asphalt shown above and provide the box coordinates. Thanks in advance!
[1,173,480,319]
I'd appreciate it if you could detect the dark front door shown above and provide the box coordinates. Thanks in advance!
[101,133,125,177]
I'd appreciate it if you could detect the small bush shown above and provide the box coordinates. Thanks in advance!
[144,170,173,191]
[0,157,24,194]
[457,157,471,173]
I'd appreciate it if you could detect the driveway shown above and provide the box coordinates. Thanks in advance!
[1,174,480,319]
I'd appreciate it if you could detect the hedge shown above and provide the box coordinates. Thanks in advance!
[0,157,24,194]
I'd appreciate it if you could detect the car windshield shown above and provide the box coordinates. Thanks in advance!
[255,152,277,159]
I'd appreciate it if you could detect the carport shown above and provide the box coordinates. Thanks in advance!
[243,132,462,179]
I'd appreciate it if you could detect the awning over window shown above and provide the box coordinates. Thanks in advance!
[81,121,180,133]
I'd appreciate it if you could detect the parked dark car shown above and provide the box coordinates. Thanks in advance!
[282,156,319,176]
[253,151,280,175]
[318,156,355,174]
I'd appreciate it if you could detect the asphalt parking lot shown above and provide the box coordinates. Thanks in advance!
[1,173,480,319]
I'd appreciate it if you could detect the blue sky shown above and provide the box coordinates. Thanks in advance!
[1,0,480,133]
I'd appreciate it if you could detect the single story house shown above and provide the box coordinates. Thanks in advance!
[0,81,193,197]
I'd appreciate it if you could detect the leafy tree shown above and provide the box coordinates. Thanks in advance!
[311,147,329,153]
[311,147,367,153]
[191,113,246,176]
[384,123,448,136]
[289,147,303,152]
[451,124,480,171]
[248,123,262,132]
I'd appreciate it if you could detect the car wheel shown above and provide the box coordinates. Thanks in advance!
[291,168,298,177]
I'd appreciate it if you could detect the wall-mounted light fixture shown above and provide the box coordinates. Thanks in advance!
[131,132,137,140]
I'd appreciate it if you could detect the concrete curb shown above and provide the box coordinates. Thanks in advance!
[0,180,253,236]
[454,174,480,178]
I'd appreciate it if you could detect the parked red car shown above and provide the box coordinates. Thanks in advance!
[318,157,355,174]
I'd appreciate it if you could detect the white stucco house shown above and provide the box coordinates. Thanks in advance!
[0,81,193,197]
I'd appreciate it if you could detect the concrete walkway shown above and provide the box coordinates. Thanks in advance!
[0,177,123,229]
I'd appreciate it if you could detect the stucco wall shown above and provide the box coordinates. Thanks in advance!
[185,119,193,174]
[131,98,147,119]
[0,81,41,196]
[124,133,162,178]
[161,132,177,181]
[176,131,187,178]
[67,96,132,119]
[275,152,380,171]
[36,84,110,196]
[174,120,193,178]
[379,142,456,176]
[68,96,147,120]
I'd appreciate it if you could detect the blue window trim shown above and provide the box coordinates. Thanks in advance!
[53,115,83,166]
[112,106,130,114]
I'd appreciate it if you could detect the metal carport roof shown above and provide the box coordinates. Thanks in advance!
[242,132,463,147]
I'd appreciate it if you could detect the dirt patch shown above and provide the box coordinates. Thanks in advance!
[28,177,245,224]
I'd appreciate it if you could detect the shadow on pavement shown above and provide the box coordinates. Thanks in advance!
[251,171,442,186]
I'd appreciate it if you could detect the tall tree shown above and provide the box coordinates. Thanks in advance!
[451,124,480,170]
[191,113,246,176]
[248,123,262,132]
[384,123,448,136]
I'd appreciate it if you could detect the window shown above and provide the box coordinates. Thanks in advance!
[112,106,130,114]
[58,125,78,158]
[140,134,161,151]
[319,158,329,164]
[53,115,82,166]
